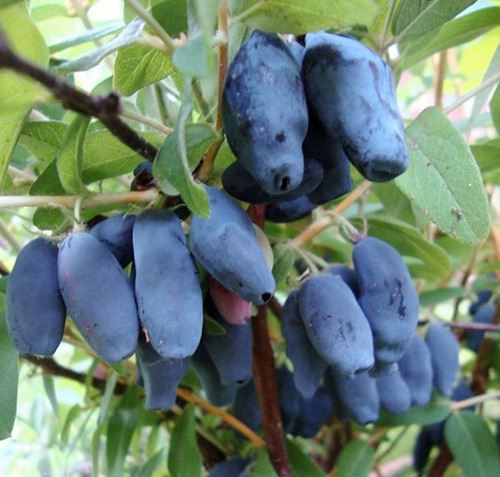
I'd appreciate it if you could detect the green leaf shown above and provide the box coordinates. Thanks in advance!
[491,82,500,135]
[56,19,145,72]
[203,313,227,336]
[445,411,500,477]
[154,78,210,217]
[351,215,451,280]
[173,32,212,78]
[31,4,68,22]
[372,182,416,226]
[336,440,374,477]
[20,120,69,166]
[377,396,451,427]
[467,45,500,132]
[286,438,325,477]
[42,375,59,417]
[272,244,295,286]
[114,43,176,96]
[57,115,91,194]
[0,1,49,189]
[125,0,188,37]
[391,0,476,41]
[0,112,30,191]
[106,387,142,477]
[167,404,202,477]
[0,309,18,440]
[471,144,500,184]
[395,107,490,245]
[399,7,500,70]
[251,448,278,477]
[230,0,379,35]
[419,287,466,307]
[82,130,164,183]
[60,405,83,445]
[50,22,123,54]
[136,449,167,477]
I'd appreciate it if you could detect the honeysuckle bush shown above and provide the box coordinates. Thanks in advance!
[0,0,500,476]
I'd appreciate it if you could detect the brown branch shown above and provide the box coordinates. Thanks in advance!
[0,31,157,162]
[268,296,283,319]
[248,204,291,477]
[445,321,500,333]
[428,443,453,477]
[22,355,128,394]
[195,0,228,182]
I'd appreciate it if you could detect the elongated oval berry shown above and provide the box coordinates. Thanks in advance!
[202,296,253,385]
[88,212,135,267]
[189,186,275,305]
[376,369,411,414]
[295,386,334,438]
[133,209,203,359]
[302,32,408,182]
[328,368,379,425]
[298,274,374,377]
[281,290,328,398]
[233,379,262,433]
[398,334,433,407]
[265,195,316,223]
[425,323,459,397]
[222,30,308,195]
[327,265,359,297]
[191,341,236,407]
[58,233,139,364]
[6,237,66,356]
[136,337,190,410]
[353,237,419,364]
[222,158,323,205]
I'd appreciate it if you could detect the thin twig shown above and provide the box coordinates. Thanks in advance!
[196,0,229,182]
[290,180,371,248]
[122,0,178,54]
[176,387,265,448]
[0,217,22,252]
[451,390,500,411]
[443,71,500,115]
[0,190,159,210]
[379,0,397,54]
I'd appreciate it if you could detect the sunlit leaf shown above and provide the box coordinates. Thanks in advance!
[229,0,378,35]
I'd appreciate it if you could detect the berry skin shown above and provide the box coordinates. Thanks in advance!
[58,233,139,364]
[6,237,66,356]
[222,30,308,195]
[133,209,203,359]
[353,237,419,365]
[189,186,275,305]
[298,274,374,378]
[302,31,408,182]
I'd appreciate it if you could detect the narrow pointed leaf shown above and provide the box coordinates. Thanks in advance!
[445,411,500,477]
[56,114,90,194]
[167,404,202,477]
[0,310,18,440]
[336,440,374,477]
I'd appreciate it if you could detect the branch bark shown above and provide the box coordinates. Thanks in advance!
[0,31,157,162]
[248,204,291,477]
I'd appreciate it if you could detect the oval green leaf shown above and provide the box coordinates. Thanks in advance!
[395,107,490,245]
